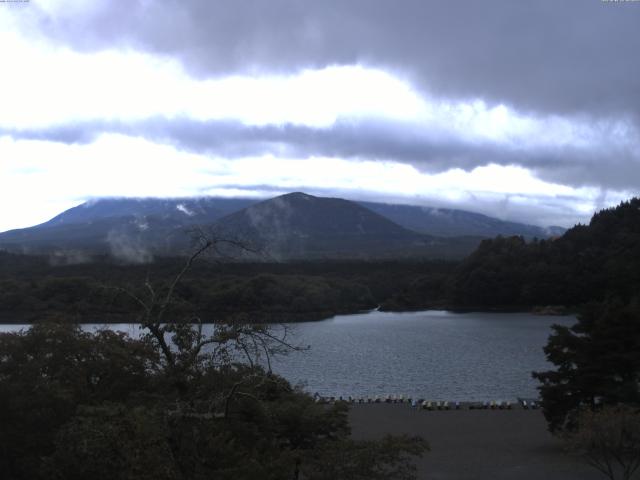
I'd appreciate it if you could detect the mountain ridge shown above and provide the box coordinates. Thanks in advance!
[0,193,564,260]
[359,201,565,238]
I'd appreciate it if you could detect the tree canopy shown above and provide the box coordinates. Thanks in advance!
[0,237,428,479]
[533,299,640,433]
[448,198,640,310]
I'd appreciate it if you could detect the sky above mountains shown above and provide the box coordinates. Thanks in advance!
[1,0,639,233]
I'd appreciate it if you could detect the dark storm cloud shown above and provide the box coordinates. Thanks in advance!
[5,116,640,192]
[26,0,640,119]
[8,0,638,199]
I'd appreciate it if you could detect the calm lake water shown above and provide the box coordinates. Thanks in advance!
[0,310,575,401]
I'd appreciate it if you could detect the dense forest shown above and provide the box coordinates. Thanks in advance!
[386,198,640,312]
[449,198,640,308]
[0,254,454,323]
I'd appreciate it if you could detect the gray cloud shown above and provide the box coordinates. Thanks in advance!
[5,0,640,229]
[22,0,640,120]
[5,1,639,198]
[5,116,640,192]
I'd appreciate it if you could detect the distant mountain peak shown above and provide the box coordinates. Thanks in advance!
[0,192,565,261]
[220,192,412,237]
[281,191,314,199]
[210,193,435,259]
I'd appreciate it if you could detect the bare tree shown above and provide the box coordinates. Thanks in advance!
[111,229,305,412]
[566,405,640,480]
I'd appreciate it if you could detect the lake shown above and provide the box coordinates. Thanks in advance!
[0,310,575,401]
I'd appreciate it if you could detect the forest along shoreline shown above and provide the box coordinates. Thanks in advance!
[0,252,579,325]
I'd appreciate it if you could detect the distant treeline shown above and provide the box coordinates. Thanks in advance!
[385,198,640,312]
[450,198,640,308]
[0,254,455,323]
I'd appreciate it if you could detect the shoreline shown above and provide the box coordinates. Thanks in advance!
[381,304,574,316]
[0,305,575,325]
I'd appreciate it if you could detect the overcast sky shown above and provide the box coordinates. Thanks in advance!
[1,0,639,233]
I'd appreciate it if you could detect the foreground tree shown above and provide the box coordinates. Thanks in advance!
[565,405,640,480]
[0,234,428,479]
[0,324,157,479]
[533,299,640,433]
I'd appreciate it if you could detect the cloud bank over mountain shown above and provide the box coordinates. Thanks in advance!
[1,0,638,232]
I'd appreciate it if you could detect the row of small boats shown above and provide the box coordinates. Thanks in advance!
[313,394,539,410]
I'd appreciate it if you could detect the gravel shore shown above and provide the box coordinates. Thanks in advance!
[348,404,603,480]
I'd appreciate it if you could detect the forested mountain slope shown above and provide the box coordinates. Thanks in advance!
[449,198,640,308]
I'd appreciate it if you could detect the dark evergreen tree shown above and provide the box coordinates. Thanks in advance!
[533,299,640,432]
[448,198,640,310]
